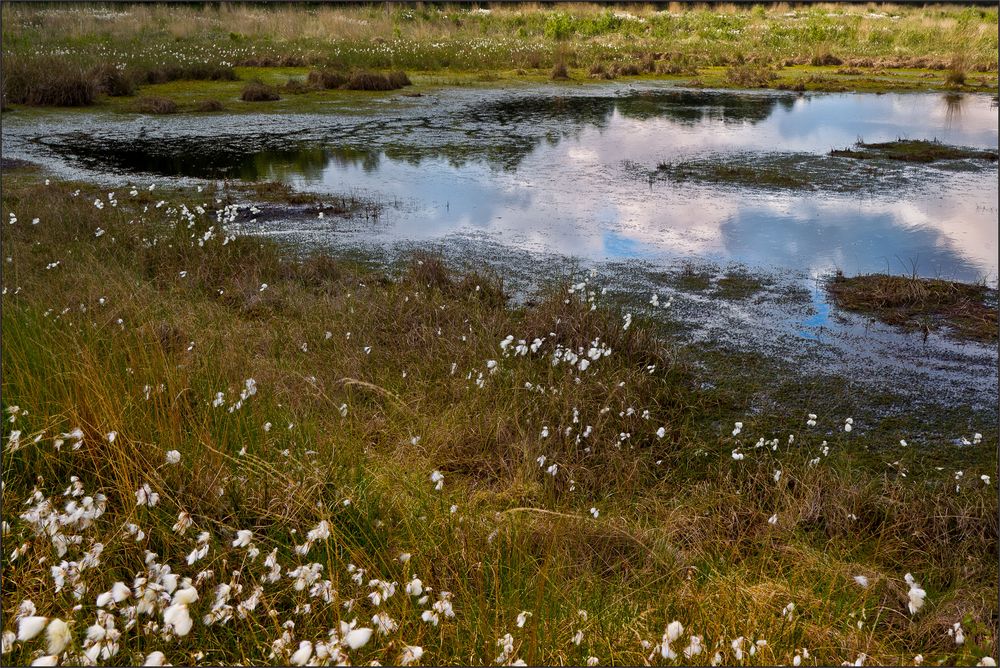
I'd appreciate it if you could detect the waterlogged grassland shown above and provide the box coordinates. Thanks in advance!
[1,168,997,666]
[4,64,997,118]
[1,3,997,113]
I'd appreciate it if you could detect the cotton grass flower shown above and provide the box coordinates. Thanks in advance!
[345,627,373,649]
[164,450,181,465]
[904,573,926,615]
[853,575,869,588]
[232,530,253,548]
[658,620,684,659]
[399,645,424,665]
[45,618,71,655]
[143,651,167,666]
[18,616,48,641]
[2,630,15,654]
[162,586,199,636]
[290,640,312,665]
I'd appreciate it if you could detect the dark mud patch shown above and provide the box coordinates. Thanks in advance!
[0,157,39,171]
[827,272,998,343]
[830,139,999,164]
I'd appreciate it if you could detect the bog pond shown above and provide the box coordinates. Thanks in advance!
[3,84,997,408]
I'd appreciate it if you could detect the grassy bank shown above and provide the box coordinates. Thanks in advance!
[1,2,998,112]
[1,166,997,665]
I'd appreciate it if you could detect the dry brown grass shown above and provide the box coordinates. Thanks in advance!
[827,272,998,342]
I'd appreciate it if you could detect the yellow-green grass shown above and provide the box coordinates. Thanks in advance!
[1,171,996,666]
[1,2,998,112]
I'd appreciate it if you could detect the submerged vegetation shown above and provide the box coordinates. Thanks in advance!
[656,158,814,190]
[827,272,999,343]
[1,3,997,109]
[1,161,997,665]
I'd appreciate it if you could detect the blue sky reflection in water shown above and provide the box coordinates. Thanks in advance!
[9,85,999,283]
[284,90,999,283]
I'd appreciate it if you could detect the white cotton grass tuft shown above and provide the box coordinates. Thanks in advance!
[904,573,926,615]
[18,616,49,641]
[290,641,313,666]
[232,530,253,548]
[165,450,181,465]
[345,627,373,650]
[399,645,424,665]
[45,618,71,655]
[162,586,199,636]
[143,651,167,666]
[853,575,869,588]
[2,630,15,654]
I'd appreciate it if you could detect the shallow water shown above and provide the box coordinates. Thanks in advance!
[6,85,997,284]
[3,84,997,409]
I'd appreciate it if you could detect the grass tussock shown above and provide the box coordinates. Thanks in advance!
[828,272,998,343]
[550,62,570,80]
[0,170,996,666]
[193,99,224,112]
[347,69,412,91]
[136,62,237,85]
[305,69,411,91]
[134,96,178,114]
[89,63,136,97]
[306,69,348,89]
[724,61,779,88]
[240,80,281,102]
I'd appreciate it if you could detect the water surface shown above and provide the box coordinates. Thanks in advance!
[3,84,997,408]
[6,85,997,284]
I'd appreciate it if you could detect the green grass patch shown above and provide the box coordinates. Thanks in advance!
[831,139,999,163]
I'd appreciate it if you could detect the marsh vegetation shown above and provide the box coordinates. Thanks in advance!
[1,153,996,668]
[1,3,997,111]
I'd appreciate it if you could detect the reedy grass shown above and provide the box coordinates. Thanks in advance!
[1,3,997,108]
[0,173,996,665]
